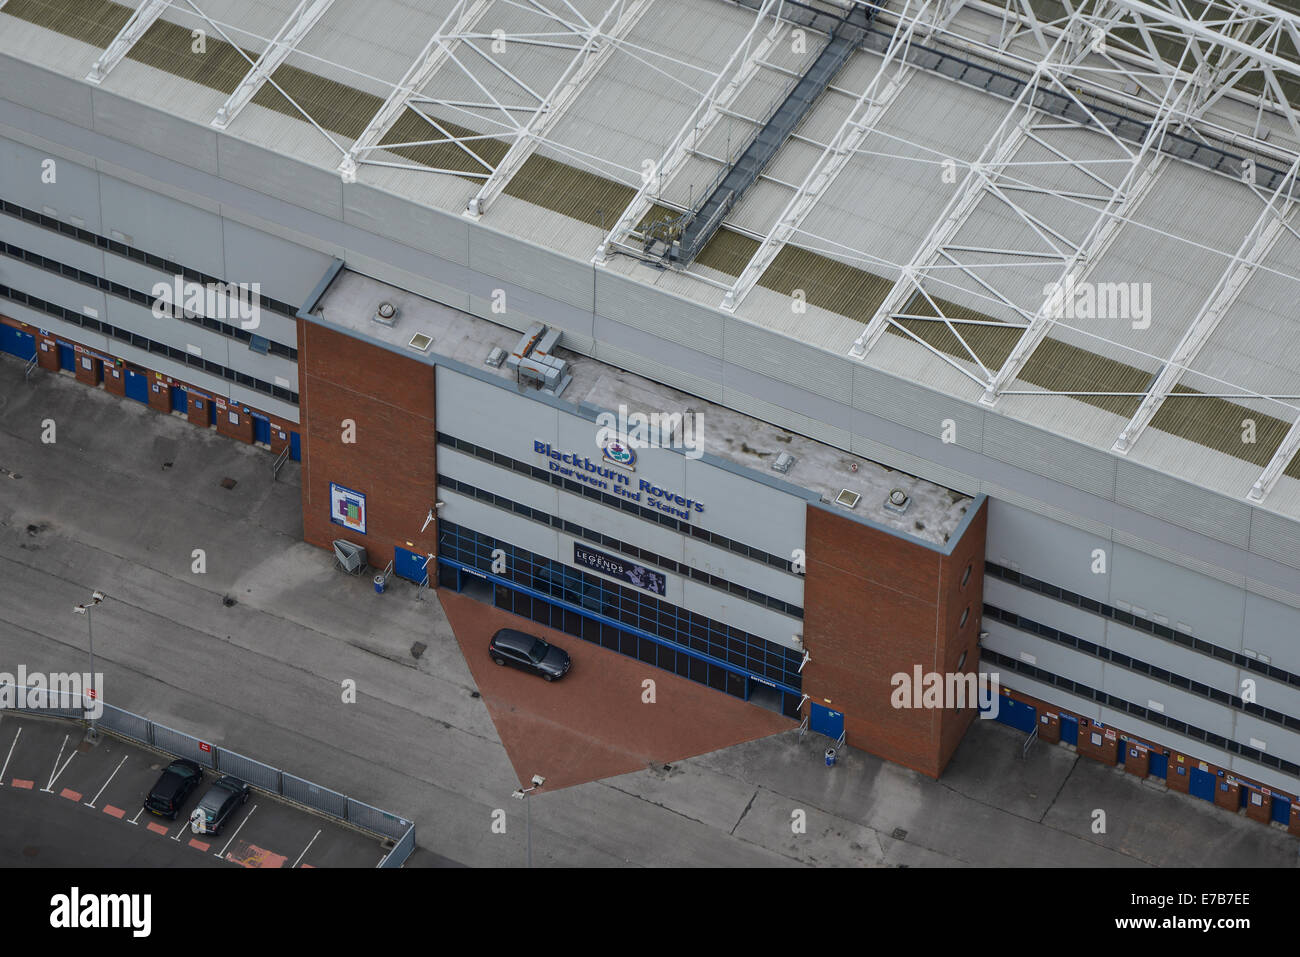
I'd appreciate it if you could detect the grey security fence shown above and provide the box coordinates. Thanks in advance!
[4,685,416,867]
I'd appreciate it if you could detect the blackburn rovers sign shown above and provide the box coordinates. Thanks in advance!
[533,441,705,520]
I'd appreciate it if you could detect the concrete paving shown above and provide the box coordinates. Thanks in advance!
[1,354,1296,867]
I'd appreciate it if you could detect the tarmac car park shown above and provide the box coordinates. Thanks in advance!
[0,713,402,868]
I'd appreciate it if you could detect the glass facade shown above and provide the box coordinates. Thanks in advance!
[437,520,803,717]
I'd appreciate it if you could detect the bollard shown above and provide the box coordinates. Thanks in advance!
[825,747,836,767]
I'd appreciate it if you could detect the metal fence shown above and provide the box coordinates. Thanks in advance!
[2,684,416,867]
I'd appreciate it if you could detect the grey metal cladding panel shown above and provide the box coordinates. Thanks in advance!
[850,431,981,495]
[723,387,851,448]
[1230,753,1300,795]
[436,364,559,454]
[1250,509,1300,572]
[1099,711,1232,768]
[0,56,93,128]
[98,175,225,276]
[1110,528,1245,588]
[1246,675,1300,732]
[683,535,805,608]
[1231,713,1300,767]
[1104,620,1238,691]
[1243,592,1300,673]
[552,491,688,562]
[441,489,558,557]
[1246,577,1300,613]
[982,621,1104,686]
[102,297,232,367]
[221,219,335,308]
[592,341,723,402]
[100,255,295,347]
[1110,542,1247,650]
[3,215,105,273]
[216,136,342,220]
[853,365,983,453]
[438,447,559,514]
[343,183,469,266]
[985,498,1111,602]
[0,137,101,227]
[343,249,471,314]
[723,318,852,404]
[468,227,593,313]
[983,414,1117,498]
[1101,663,1236,737]
[680,578,798,648]
[0,299,109,352]
[1,257,106,317]
[90,90,218,176]
[1115,459,1252,547]
[596,272,723,355]
[984,576,1106,643]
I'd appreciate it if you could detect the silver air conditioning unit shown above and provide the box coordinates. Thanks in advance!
[373,301,399,326]
[883,488,911,514]
[485,346,506,368]
[772,452,796,474]
[506,323,571,397]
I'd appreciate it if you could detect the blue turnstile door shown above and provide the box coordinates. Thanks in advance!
[289,431,301,461]
[170,385,188,413]
[252,413,271,445]
[810,703,844,740]
[393,546,430,585]
[1060,714,1079,746]
[124,368,149,403]
[0,325,36,360]
[57,342,75,371]
[1189,767,1216,802]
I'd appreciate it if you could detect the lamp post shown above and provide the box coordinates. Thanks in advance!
[72,590,106,735]
[511,774,545,868]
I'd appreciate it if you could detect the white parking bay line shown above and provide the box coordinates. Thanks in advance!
[292,830,321,869]
[215,804,256,859]
[0,726,21,785]
[129,807,144,825]
[41,734,70,792]
[85,755,128,809]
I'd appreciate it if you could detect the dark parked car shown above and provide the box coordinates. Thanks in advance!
[489,629,571,681]
[143,759,204,819]
[192,775,250,835]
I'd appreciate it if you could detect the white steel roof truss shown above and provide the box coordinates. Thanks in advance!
[595,0,789,262]
[718,0,939,312]
[338,0,494,182]
[1112,153,1300,456]
[465,0,655,218]
[86,0,171,84]
[211,0,337,129]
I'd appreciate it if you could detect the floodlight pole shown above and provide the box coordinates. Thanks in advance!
[73,591,106,734]
[512,774,545,867]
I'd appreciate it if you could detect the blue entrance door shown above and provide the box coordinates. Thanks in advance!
[990,696,1036,732]
[170,385,188,413]
[289,431,301,461]
[124,368,149,403]
[252,413,271,445]
[1272,794,1291,826]
[810,703,844,740]
[1149,750,1168,779]
[1189,768,1216,802]
[0,325,35,360]
[393,547,430,584]
[57,342,75,371]
[1059,714,1079,745]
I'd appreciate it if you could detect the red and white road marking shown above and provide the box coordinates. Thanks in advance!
[85,755,128,809]
[0,727,21,785]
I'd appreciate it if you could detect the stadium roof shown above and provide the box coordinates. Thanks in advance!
[6,0,1300,518]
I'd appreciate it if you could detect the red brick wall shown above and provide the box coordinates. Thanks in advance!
[801,498,988,778]
[298,321,438,571]
[214,399,254,443]
[104,362,126,396]
[37,334,59,372]
[147,374,171,414]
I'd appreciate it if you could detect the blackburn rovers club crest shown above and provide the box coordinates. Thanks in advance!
[600,437,636,471]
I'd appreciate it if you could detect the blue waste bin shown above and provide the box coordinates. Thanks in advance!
[374,574,387,594]
[825,748,836,767]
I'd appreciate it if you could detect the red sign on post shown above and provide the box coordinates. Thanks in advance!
[199,742,211,753]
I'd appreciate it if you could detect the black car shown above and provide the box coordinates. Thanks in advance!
[489,629,571,681]
[191,775,250,835]
[143,759,204,819]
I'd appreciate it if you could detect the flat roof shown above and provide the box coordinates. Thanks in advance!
[315,267,975,547]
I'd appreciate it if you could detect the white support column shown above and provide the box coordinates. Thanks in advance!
[594,0,787,262]
[1113,154,1300,453]
[211,0,338,129]
[85,0,170,85]
[464,0,654,218]
[720,0,933,313]
[1248,415,1300,502]
[338,0,493,183]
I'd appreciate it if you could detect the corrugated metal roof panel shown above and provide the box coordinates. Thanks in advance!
[1115,458,1253,547]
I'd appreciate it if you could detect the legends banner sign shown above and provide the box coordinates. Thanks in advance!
[574,542,666,596]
